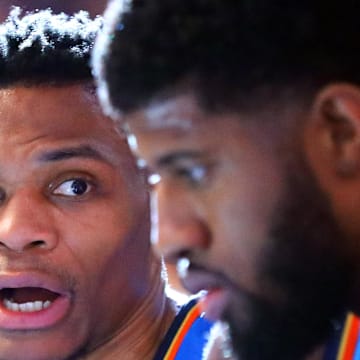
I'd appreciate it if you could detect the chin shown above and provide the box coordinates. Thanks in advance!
[0,336,83,360]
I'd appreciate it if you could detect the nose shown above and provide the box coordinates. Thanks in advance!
[152,183,210,263]
[0,188,59,252]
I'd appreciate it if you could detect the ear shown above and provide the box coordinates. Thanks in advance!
[306,83,360,178]
[305,84,360,268]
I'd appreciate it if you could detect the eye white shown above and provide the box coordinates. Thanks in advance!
[53,179,89,197]
[190,166,206,182]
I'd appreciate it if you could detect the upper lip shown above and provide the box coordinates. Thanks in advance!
[0,271,71,297]
[179,264,230,295]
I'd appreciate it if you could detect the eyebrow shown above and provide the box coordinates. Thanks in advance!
[157,150,204,168]
[37,145,105,163]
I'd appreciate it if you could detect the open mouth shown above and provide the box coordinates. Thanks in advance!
[0,287,60,313]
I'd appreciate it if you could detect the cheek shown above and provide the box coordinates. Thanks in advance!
[212,170,280,248]
[214,198,269,282]
[62,205,151,301]
[206,168,283,292]
[60,201,135,266]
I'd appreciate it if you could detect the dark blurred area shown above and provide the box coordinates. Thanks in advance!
[0,0,107,20]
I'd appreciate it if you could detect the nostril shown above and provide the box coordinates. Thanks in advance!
[30,240,46,247]
[0,240,44,251]
[25,240,47,250]
[0,232,57,252]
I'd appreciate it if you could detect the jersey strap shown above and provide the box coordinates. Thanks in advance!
[153,298,213,360]
[324,313,360,360]
[336,313,360,360]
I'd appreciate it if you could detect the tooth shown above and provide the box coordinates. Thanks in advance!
[10,302,19,312]
[43,300,51,309]
[34,301,43,311]
[3,299,52,312]
[25,302,35,312]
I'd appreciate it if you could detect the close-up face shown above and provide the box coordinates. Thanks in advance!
[126,93,352,360]
[0,84,150,360]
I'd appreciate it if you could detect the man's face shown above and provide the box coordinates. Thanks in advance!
[126,93,351,360]
[0,85,150,360]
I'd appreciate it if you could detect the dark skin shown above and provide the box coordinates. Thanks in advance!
[0,84,174,360]
[122,82,360,360]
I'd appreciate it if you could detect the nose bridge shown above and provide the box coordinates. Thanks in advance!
[0,188,58,252]
[156,182,193,229]
[154,182,209,261]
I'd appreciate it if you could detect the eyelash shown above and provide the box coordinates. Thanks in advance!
[0,174,98,207]
[51,176,95,199]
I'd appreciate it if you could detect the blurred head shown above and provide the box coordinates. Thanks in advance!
[0,9,158,360]
[94,1,360,359]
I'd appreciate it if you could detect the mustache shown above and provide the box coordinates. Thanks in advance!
[180,260,247,297]
[0,255,77,291]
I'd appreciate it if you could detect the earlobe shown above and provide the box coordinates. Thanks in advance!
[311,84,360,177]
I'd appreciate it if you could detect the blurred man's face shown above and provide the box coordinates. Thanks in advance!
[0,84,151,360]
[125,93,352,360]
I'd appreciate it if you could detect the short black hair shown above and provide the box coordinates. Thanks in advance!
[0,7,102,87]
[94,0,360,115]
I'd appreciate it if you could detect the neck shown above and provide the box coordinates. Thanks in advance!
[83,262,176,360]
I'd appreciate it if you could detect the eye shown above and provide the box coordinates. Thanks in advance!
[52,178,92,197]
[173,164,208,186]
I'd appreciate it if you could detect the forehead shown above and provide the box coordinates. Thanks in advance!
[127,93,259,150]
[126,90,301,145]
[126,94,259,168]
[0,85,101,132]
[127,94,210,136]
[0,85,129,160]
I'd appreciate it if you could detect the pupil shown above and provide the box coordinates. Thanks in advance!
[71,180,87,195]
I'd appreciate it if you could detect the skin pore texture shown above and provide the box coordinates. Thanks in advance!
[0,84,174,360]
[124,92,355,360]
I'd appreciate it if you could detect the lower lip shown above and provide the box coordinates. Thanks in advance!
[0,296,71,330]
[199,288,230,321]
